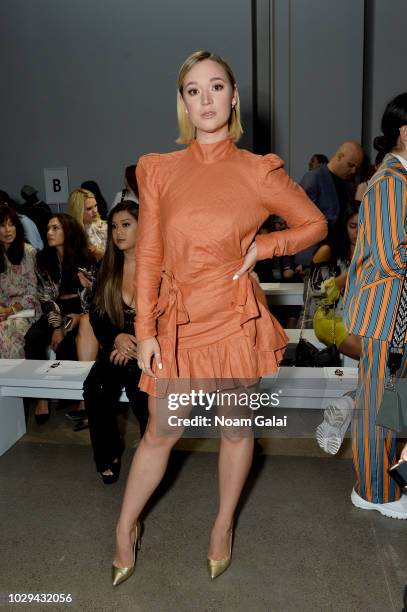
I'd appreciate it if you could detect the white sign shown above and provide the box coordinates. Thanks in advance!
[44,167,69,204]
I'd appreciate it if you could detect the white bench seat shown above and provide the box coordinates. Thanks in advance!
[260,282,304,305]
[0,356,358,456]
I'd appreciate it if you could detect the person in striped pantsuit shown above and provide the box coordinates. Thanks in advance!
[344,93,407,519]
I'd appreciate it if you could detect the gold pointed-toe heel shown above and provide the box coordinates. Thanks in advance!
[207,527,233,580]
[112,520,142,587]
[207,556,231,580]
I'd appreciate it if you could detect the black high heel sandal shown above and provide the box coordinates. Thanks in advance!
[101,458,121,485]
[34,412,50,425]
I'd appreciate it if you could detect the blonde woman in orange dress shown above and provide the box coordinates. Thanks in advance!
[112,51,327,586]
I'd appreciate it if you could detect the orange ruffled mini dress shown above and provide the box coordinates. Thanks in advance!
[135,138,327,397]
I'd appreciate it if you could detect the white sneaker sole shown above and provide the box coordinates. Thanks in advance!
[315,396,354,455]
[351,489,407,519]
[316,422,342,455]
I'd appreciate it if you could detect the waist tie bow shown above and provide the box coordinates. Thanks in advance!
[158,271,190,377]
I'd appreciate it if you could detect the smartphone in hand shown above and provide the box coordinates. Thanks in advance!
[388,461,407,492]
[62,316,73,330]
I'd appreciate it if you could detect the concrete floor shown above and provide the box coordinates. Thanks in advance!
[0,406,406,612]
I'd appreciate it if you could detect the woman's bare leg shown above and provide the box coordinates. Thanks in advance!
[34,399,49,415]
[208,432,254,560]
[75,314,99,413]
[76,314,99,361]
[114,395,183,567]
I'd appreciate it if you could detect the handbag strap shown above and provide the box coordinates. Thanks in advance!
[299,268,315,340]
[388,266,407,374]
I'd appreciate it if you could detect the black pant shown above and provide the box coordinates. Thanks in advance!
[24,314,78,360]
[83,355,149,473]
[25,297,81,360]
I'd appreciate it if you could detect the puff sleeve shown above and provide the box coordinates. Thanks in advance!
[135,154,164,341]
[255,154,327,261]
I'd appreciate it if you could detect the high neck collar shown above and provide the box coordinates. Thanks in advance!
[188,137,235,163]
[391,152,407,172]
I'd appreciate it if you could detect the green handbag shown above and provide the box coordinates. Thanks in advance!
[375,375,407,433]
[375,267,407,433]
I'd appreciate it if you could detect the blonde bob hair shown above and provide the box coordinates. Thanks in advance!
[176,50,243,144]
[67,188,99,226]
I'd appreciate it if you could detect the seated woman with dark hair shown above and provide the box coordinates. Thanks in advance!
[83,201,148,484]
[110,165,139,210]
[0,190,43,249]
[24,213,96,423]
[0,204,40,357]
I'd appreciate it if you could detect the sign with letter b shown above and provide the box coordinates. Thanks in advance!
[44,167,69,205]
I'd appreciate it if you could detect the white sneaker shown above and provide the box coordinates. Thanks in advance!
[351,488,407,519]
[316,395,354,455]
[316,421,343,454]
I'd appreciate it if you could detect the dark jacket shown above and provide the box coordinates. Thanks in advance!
[300,164,354,227]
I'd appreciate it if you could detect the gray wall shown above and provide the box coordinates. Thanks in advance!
[273,0,365,181]
[2,0,406,204]
[363,0,407,160]
[0,0,252,205]
[272,0,407,179]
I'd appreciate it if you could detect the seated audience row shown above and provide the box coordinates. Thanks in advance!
[0,199,147,484]
[1,160,138,231]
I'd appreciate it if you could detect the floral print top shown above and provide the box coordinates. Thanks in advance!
[0,243,40,314]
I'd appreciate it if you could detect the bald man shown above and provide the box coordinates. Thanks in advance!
[300,140,364,227]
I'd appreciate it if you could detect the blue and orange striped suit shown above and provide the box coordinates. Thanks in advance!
[344,154,407,503]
